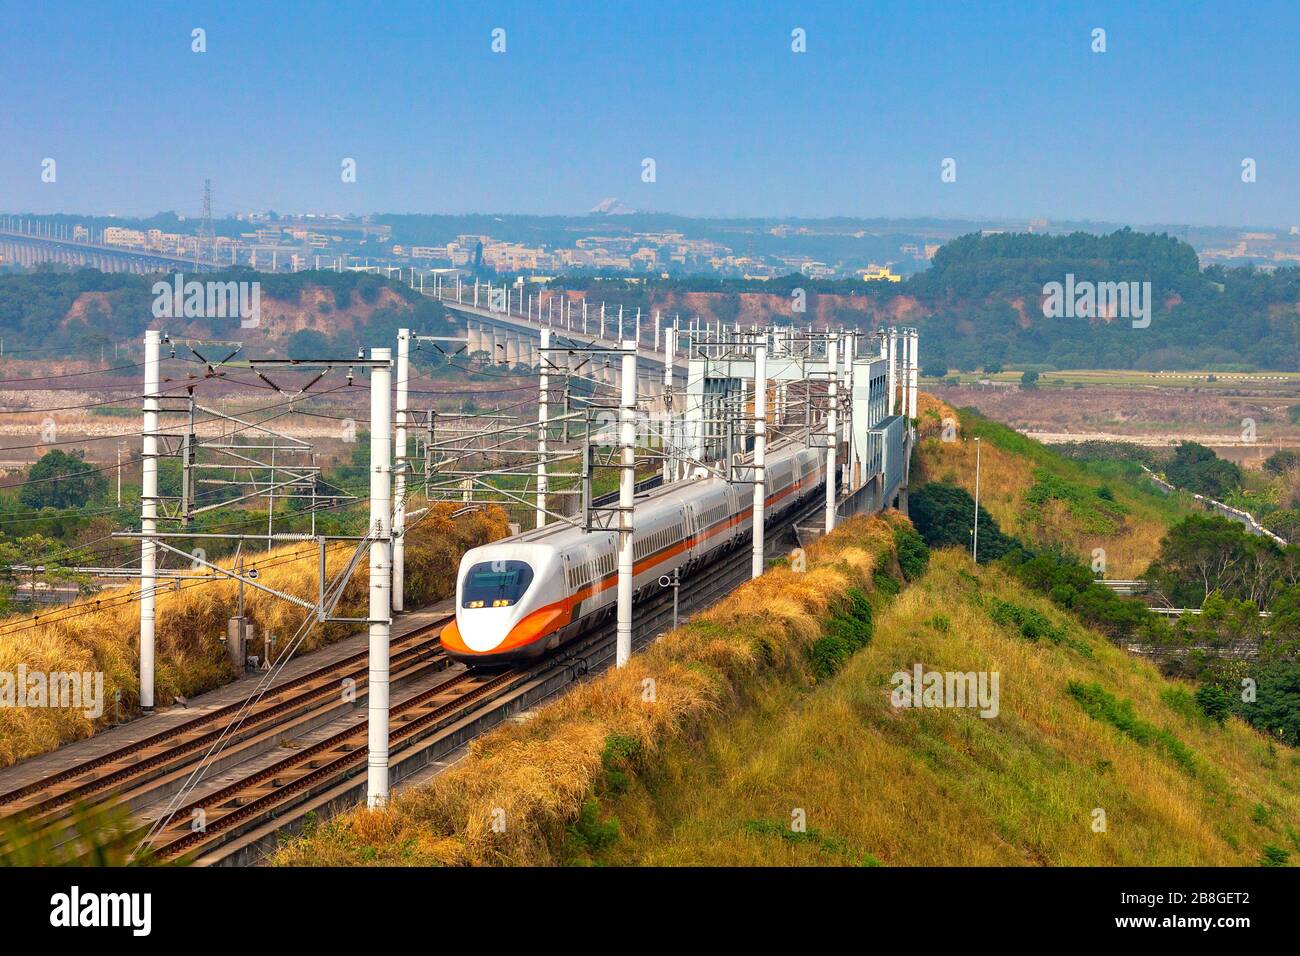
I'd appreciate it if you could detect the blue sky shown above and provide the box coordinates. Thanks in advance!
[1,0,1296,226]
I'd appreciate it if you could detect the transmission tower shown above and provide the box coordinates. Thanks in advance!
[196,179,216,267]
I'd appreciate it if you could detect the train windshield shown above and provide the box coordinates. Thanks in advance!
[462,560,534,609]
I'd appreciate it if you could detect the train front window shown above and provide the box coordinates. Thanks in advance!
[462,561,534,608]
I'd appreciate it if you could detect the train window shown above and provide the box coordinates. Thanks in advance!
[462,560,534,608]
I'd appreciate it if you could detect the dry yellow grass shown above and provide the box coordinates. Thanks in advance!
[0,503,507,768]
[913,394,1177,576]
[271,513,905,866]
[602,550,1300,866]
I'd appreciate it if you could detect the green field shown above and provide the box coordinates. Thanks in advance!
[924,367,1300,394]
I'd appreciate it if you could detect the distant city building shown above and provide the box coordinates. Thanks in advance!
[860,264,901,282]
[103,227,145,247]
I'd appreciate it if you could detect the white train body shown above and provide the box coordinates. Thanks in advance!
[441,442,826,664]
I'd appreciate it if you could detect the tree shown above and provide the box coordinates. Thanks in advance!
[0,534,93,612]
[1144,514,1283,609]
[19,450,108,510]
[921,360,948,378]
[1265,584,1300,659]
[1164,442,1243,498]
[1264,508,1300,543]
[1020,370,1039,389]
[1231,661,1300,746]
[909,482,1019,562]
[983,362,1003,374]
[1263,449,1300,476]
[1194,683,1232,724]
[286,328,331,358]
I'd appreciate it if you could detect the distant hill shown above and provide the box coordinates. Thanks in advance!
[0,269,454,356]
[908,230,1300,371]
[551,231,1300,371]
[3,230,1298,370]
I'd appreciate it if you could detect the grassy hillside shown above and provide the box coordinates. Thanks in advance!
[600,550,1299,866]
[272,513,1298,867]
[913,394,1190,576]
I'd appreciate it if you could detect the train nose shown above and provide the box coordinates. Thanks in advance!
[458,607,517,652]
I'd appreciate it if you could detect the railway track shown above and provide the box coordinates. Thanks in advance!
[0,616,452,838]
[1,494,820,866]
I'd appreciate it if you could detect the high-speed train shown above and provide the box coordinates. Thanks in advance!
[441,441,826,665]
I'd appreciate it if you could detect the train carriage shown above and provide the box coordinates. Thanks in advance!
[441,439,826,665]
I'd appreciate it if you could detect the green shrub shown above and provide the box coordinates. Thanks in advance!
[1260,845,1290,867]
[1023,469,1127,534]
[1007,550,1155,639]
[872,568,901,596]
[565,798,620,859]
[1068,681,1198,774]
[989,598,1066,644]
[910,482,1020,562]
[808,588,873,680]
[600,733,642,795]
[893,524,931,581]
[1194,684,1232,725]
[742,819,853,858]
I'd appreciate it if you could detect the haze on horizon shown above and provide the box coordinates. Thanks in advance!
[1,0,1296,229]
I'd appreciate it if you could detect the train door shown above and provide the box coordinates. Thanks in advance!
[682,502,698,568]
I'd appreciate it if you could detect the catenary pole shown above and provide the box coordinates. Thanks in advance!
[139,330,160,710]
[616,340,637,667]
[392,329,409,612]
[824,334,838,535]
[751,335,767,578]
[367,348,393,808]
[537,328,550,528]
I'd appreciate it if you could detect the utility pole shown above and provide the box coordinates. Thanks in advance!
[824,334,838,536]
[392,329,409,612]
[616,340,637,668]
[367,348,393,809]
[116,443,123,507]
[663,317,675,481]
[140,330,160,711]
[536,328,549,528]
[972,437,981,563]
[751,334,767,579]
